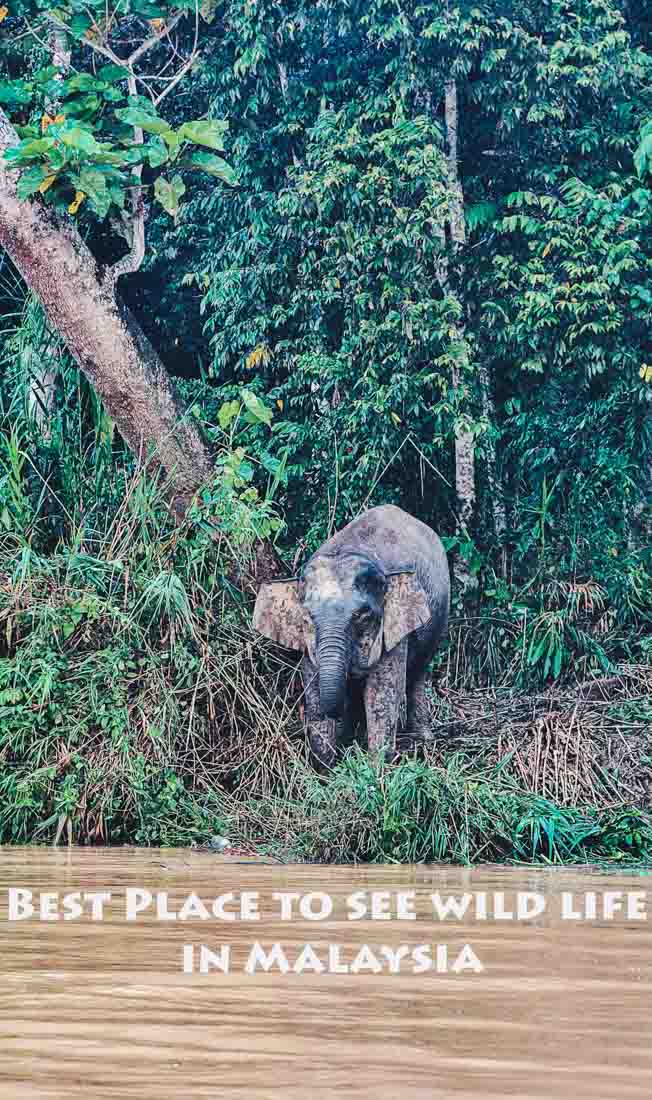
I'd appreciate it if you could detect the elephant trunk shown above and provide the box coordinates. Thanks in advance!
[317,617,349,718]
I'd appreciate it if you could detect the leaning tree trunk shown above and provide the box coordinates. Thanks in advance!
[0,108,214,510]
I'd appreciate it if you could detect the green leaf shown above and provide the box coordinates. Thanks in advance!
[102,87,124,103]
[92,147,131,166]
[98,64,128,83]
[68,13,93,38]
[65,73,102,94]
[183,150,237,185]
[0,80,33,107]
[218,400,241,429]
[466,201,498,230]
[121,147,147,165]
[241,390,272,426]
[16,164,48,201]
[146,137,169,169]
[115,107,172,136]
[54,123,101,154]
[161,130,182,152]
[71,168,111,218]
[552,645,562,679]
[259,451,288,484]
[130,0,168,15]
[634,130,652,179]
[107,183,126,210]
[33,66,58,83]
[4,138,54,164]
[179,120,228,151]
[76,94,102,115]
[154,174,186,217]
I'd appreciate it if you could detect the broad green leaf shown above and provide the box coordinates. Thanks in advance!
[65,73,102,93]
[121,147,147,165]
[183,150,237,184]
[218,400,241,429]
[634,130,652,179]
[16,164,48,201]
[241,390,273,426]
[0,80,33,107]
[71,168,111,218]
[76,94,101,115]
[154,174,186,217]
[115,107,172,135]
[179,120,228,151]
[98,64,127,83]
[107,184,126,210]
[33,66,57,83]
[4,138,53,163]
[54,123,101,154]
[92,147,130,166]
[130,0,167,15]
[126,93,158,112]
[68,13,93,38]
[146,137,169,169]
[161,130,182,151]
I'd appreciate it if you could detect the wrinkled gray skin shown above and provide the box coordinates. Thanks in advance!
[256,505,449,768]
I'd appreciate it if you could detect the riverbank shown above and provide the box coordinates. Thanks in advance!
[0,468,649,863]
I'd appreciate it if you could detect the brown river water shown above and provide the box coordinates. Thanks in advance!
[0,848,650,1098]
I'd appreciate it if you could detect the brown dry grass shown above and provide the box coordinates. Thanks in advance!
[425,663,652,810]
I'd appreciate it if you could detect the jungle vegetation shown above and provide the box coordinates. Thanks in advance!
[0,0,650,861]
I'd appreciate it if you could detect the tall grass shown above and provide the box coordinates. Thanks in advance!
[259,749,652,865]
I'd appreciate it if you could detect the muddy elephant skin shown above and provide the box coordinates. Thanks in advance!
[253,504,450,766]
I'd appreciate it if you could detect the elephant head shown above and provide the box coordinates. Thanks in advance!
[253,552,431,718]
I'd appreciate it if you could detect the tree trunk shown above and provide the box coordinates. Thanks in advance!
[443,81,507,584]
[445,81,466,249]
[25,27,72,436]
[478,362,507,570]
[0,108,214,509]
[443,80,477,595]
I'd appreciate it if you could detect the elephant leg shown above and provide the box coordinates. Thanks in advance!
[363,638,407,761]
[302,654,338,769]
[404,673,433,743]
[308,718,338,769]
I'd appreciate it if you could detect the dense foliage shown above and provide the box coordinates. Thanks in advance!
[0,0,650,858]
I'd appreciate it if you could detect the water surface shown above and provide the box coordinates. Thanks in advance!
[0,848,650,1098]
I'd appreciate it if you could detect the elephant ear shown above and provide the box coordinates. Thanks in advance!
[253,581,305,651]
[383,571,431,652]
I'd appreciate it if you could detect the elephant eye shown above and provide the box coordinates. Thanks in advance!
[353,605,374,626]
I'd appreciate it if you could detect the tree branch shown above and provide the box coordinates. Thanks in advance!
[128,11,183,66]
[47,14,124,69]
[105,72,145,287]
[153,50,198,105]
[154,0,198,105]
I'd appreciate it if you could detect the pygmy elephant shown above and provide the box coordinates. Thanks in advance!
[253,505,450,766]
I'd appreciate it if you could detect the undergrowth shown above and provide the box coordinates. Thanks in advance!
[0,440,649,861]
[256,750,652,866]
[0,299,650,863]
